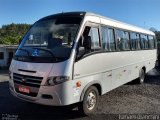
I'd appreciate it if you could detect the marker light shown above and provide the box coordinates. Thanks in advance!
[76,81,81,87]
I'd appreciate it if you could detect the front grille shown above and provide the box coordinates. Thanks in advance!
[13,73,43,97]
[13,73,43,87]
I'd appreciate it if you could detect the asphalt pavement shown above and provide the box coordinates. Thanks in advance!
[0,69,9,82]
[0,68,160,120]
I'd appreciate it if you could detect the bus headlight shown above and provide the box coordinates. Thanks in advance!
[46,76,70,86]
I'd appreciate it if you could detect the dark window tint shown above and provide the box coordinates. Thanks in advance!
[101,27,115,51]
[77,26,101,58]
[116,30,130,50]
[88,27,101,50]
[130,33,140,50]
[148,36,154,49]
[0,52,4,59]
[140,34,148,49]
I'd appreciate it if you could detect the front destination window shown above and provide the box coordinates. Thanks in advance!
[14,17,82,63]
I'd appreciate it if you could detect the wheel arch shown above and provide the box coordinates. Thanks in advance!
[141,66,146,73]
[80,80,102,102]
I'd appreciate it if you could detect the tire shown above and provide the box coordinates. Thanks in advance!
[137,68,145,84]
[78,86,99,115]
[155,60,159,67]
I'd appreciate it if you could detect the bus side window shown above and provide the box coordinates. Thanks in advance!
[140,34,148,49]
[123,31,130,50]
[148,35,154,49]
[136,33,141,50]
[145,35,149,49]
[116,30,130,51]
[88,27,101,51]
[76,26,91,58]
[140,34,144,49]
[76,26,101,60]
[130,32,136,50]
[101,27,115,51]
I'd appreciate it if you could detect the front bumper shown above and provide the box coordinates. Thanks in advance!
[9,80,63,106]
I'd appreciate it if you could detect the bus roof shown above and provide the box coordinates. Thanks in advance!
[85,12,155,35]
[38,11,154,36]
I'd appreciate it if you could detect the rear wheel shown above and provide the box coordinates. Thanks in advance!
[155,60,159,67]
[78,86,99,115]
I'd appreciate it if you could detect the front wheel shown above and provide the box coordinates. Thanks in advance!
[78,86,99,115]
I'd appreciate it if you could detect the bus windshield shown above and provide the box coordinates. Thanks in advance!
[14,17,82,63]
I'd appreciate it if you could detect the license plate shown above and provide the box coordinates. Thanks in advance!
[18,86,30,94]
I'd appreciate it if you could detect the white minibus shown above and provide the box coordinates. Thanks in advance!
[9,12,157,115]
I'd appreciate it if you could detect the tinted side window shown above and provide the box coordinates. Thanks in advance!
[0,52,4,59]
[101,27,115,51]
[76,26,100,59]
[116,30,130,51]
[88,27,101,50]
[140,34,148,49]
[130,33,141,50]
[123,31,130,50]
[136,34,141,50]
[148,36,154,49]
[130,32,136,50]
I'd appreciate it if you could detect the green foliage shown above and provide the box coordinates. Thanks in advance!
[0,23,31,45]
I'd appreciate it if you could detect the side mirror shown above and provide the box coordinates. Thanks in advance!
[83,36,91,51]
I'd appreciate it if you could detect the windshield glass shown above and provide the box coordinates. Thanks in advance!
[14,16,82,63]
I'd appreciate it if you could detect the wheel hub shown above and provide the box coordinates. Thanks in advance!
[87,91,96,110]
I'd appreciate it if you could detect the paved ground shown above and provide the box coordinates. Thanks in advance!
[0,68,160,120]
[0,69,9,82]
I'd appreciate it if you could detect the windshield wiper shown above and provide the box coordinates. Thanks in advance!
[17,48,30,56]
[32,47,57,61]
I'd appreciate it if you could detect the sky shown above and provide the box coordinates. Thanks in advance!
[0,0,160,30]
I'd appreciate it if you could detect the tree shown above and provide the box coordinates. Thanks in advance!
[149,27,160,41]
[149,27,157,32]
[0,23,31,45]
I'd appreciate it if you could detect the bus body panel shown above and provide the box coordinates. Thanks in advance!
[74,50,156,94]
[9,58,78,106]
[10,59,53,78]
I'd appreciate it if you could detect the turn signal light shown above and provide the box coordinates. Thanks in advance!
[76,81,81,87]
